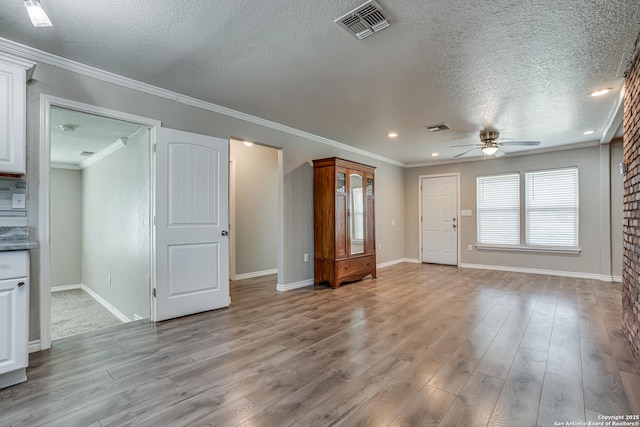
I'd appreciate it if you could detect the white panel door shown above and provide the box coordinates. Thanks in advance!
[0,279,28,375]
[422,175,458,265]
[155,128,229,321]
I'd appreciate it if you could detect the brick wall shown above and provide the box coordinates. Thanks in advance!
[622,38,640,363]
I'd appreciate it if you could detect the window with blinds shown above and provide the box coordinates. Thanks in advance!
[476,173,520,245]
[525,168,578,247]
[352,187,364,240]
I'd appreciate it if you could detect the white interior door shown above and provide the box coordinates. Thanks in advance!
[422,175,458,265]
[154,128,229,321]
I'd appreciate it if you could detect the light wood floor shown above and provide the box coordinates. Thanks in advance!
[2,263,639,426]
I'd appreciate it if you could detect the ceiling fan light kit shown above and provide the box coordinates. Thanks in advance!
[453,130,541,159]
[24,0,52,27]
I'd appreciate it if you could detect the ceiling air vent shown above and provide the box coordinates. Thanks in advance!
[335,0,391,40]
[424,123,450,133]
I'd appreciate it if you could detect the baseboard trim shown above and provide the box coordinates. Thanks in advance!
[80,285,130,323]
[277,279,314,292]
[29,340,41,353]
[460,263,619,282]
[50,284,82,292]
[403,258,421,264]
[613,275,623,283]
[234,269,278,281]
[377,259,402,269]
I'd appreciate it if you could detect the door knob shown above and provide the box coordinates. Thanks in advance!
[221,230,229,236]
[452,224,457,229]
[17,281,25,287]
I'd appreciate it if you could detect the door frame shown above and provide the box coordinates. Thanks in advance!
[38,94,161,351]
[418,173,461,266]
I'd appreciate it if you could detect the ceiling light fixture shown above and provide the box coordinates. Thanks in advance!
[388,132,398,138]
[589,88,612,97]
[431,153,439,157]
[59,124,77,132]
[481,145,499,156]
[24,0,52,27]
[583,130,596,135]
[243,141,254,147]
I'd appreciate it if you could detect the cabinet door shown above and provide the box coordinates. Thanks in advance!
[348,170,365,256]
[364,173,375,254]
[0,278,28,375]
[335,168,348,258]
[0,62,26,174]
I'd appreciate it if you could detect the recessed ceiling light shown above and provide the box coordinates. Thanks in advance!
[243,141,254,147]
[388,132,398,138]
[583,130,596,135]
[24,0,52,27]
[59,124,78,132]
[431,153,439,157]
[589,88,612,97]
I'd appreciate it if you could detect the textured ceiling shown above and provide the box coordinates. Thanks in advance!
[2,0,639,165]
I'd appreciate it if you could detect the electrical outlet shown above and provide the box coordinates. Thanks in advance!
[467,244,473,251]
[304,253,309,262]
[378,244,382,250]
[108,274,112,285]
[391,220,395,226]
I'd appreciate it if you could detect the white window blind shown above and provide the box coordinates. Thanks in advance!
[525,168,578,247]
[477,173,520,245]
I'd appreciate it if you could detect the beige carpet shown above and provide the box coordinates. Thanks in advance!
[51,289,122,340]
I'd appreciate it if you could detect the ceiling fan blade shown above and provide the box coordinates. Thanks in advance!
[454,147,480,158]
[494,148,506,158]
[450,144,482,148]
[500,140,540,146]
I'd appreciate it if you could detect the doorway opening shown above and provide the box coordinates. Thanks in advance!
[39,95,161,350]
[229,138,280,288]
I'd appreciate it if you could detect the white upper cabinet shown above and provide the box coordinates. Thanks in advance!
[0,55,32,175]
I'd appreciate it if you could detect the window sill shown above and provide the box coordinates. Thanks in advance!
[475,244,581,255]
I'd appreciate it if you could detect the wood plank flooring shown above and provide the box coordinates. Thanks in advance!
[1,263,639,426]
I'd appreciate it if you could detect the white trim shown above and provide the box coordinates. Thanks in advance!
[133,314,145,321]
[613,276,622,282]
[39,94,160,349]
[377,258,411,269]
[50,284,81,292]
[80,284,129,323]
[475,244,582,255]
[78,138,126,169]
[418,173,461,266]
[233,268,278,280]
[0,37,402,167]
[51,162,80,170]
[405,141,600,168]
[229,157,236,280]
[277,279,314,292]
[28,340,41,353]
[403,258,421,264]
[460,263,618,282]
[601,86,625,145]
[0,52,35,70]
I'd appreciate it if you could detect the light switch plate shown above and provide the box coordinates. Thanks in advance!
[12,194,26,209]
[461,209,472,217]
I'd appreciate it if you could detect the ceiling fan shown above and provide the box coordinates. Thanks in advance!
[452,130,540,158]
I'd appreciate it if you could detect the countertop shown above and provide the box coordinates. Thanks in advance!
[0,240,38,251]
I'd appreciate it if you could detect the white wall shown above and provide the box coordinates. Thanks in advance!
[50,168,82,287]
[81,128,150,320]
[230,140,278,277]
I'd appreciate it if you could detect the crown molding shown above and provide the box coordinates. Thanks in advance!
[0,37,404,168]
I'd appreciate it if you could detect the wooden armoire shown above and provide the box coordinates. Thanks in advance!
[313,157,376,288]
